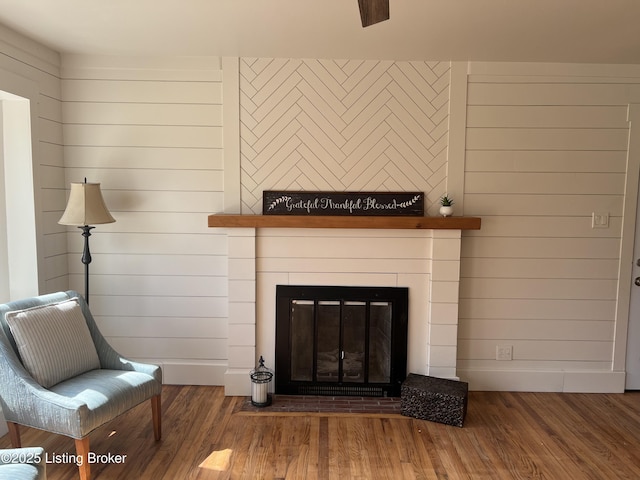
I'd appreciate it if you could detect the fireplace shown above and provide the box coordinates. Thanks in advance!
[211,223,474,397]
[275,285,409,397]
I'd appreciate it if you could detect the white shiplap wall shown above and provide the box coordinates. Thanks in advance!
[60,56,228,384]
[458,63,640,392]
[4,24,639,394]
[0,24,65,296]
[0,23,64,439]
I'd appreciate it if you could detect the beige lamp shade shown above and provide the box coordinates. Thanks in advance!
[59,182,116,226]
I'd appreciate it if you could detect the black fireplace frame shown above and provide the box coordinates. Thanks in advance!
[275,285,408,397]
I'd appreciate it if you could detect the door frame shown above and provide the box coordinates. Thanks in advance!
[618,104,640,386]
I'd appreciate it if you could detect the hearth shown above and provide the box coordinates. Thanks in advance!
[275,285,408,397]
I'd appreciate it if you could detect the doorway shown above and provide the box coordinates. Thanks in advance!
[626,104,640,390]
[0,90,38,303]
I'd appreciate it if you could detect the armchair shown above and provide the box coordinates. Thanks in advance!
[0,291,162,480]
[0,447,46,479]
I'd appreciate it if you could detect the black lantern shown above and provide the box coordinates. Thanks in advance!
[250,356,273,407]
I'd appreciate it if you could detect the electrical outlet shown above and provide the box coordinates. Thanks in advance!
[496,345,513,361]
[592,212,609,229]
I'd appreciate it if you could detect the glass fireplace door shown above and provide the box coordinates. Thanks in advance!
[276,285,408,397]
[288,299,391,386]
[342,301,366,383]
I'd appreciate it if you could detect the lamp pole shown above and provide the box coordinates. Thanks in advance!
[79,225,95,304]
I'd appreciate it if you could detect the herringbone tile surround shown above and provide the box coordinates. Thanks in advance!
[240,59,451,214]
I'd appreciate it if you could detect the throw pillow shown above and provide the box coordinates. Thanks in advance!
[5,298,101,388]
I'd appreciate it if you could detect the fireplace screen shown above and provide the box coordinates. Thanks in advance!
[276,285,408,397]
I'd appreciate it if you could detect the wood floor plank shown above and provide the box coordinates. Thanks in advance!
[368,418,400,480]
[317,417,329,480]
[405,422,445,480]
[1,386,640,479]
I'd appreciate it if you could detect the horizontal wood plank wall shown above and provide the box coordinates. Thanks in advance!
[459,64,639,392]
[0,24,65,295]
[0,23,63,439]
[61,56,227,385]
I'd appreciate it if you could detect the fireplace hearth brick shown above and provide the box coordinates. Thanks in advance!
[400,373,468,427]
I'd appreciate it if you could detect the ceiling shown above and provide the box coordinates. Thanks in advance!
[0,0,638,64]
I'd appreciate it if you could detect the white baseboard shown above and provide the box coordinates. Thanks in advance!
[150,361,254,395]
[563,370,626,393]
[224,368,252,396]
[160,362,227,386]
[458,369,626,393]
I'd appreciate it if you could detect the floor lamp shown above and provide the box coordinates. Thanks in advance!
[59,179,115,305]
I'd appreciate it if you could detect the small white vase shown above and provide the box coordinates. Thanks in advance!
[439,206,453,217]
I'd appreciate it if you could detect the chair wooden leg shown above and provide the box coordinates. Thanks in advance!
[151,394,161,441]
[7,422,20,448]
[75,437,91,480]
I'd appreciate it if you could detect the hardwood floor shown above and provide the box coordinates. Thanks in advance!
[1,385,639,479]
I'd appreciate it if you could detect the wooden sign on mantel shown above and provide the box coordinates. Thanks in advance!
[263,191,425,216]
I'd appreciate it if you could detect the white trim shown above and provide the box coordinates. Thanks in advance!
[619,105,640,380]
[460,369,626,393]
[222,57,241,214]
[0,70,42,299]
[225,227,256,396]
[615,105,640,373]
[225,369,252,396]
[447,61,468,213]
[468,62,640,78]
[162,362,226,386]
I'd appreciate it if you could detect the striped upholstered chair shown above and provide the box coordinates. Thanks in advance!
[0,447,46,479]
[0,291,162,480]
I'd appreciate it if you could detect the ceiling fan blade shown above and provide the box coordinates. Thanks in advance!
[358,0,390,27]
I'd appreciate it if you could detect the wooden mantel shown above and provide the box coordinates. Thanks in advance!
[208,214,481,230]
